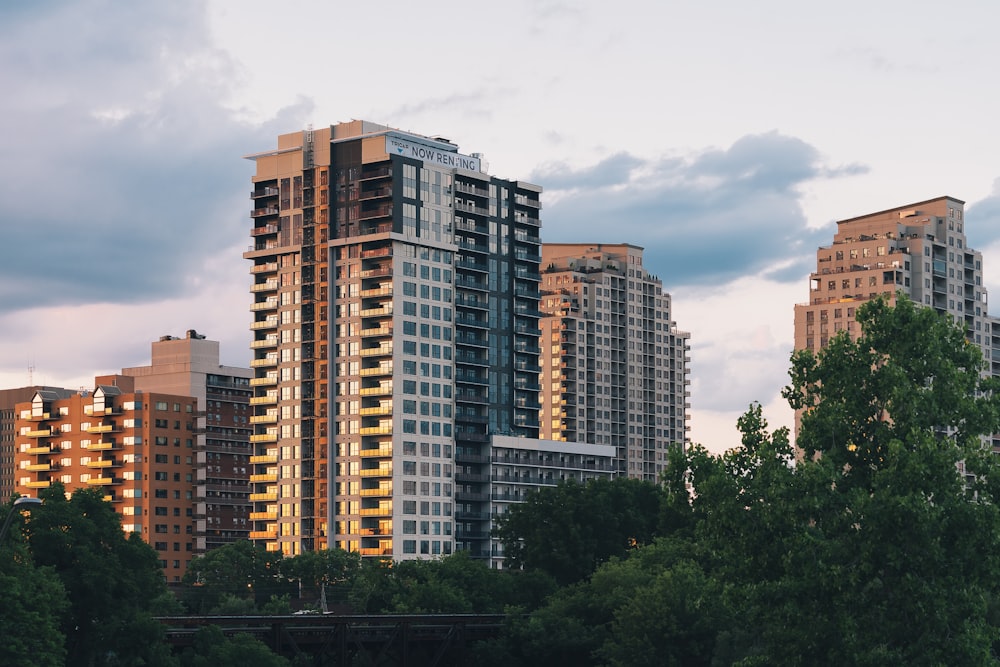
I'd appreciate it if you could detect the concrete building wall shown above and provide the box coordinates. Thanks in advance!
[122,331,252,553]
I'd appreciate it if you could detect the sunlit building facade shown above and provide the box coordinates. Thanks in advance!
[13,376,198,581]
[794,195,1000,449]
[122,330,252,552]
[245,121,544,559]
[539,244,691,481]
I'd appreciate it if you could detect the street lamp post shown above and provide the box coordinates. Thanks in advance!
[0,497,43,545]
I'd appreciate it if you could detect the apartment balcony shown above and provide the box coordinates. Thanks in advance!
[360,286,393,298]
[250,281,279,293]
[250,207,279,218]
[25,462,55,472]
[87,440,121,451]
[455,295,489,310]
[359,345,393,357]
[455,314,488,329]
[250,224,279,237]
[250,299,278,312]
[359,466,393,478]
[25,428,53,438]
[24,480,51,489]
[455,275,488,292]
[25,444,57,455]
[250,337,278,349]
[358,204,393,221]
[251,186,279,199]
[359,487,392,497]
[86,477,120,486]
[249,395,277,406]
[250,473,278,483]
[249,376,278,386]
[86,423,120,434]
[250,357,278,368]
[359,506,392,517]
[250,319,278,331]
[250,261,279,274]
[359,305,393,318]
[359,405,393,416]
[249,529,278,540]
[250,510,278,521]
[359,384,393,397]
[359,185,392,200]
[249,414,277,424]
[360,326,393,338]
[23,412,51,422]
[86,459,121,469]
[360,265,393,279]
[359,446,393,458]
[359,547,393,557]
[359,425,392,436]
[249,454,278,464]
[250,433,278,443]
[360,245,392,259]
[249,492,278,502]
[359,365,393,377]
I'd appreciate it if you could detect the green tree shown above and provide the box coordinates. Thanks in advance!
[182,625,290,667]
[766,295,1000,664]
[495,477,662,585]
[503,296,1000,665]
[183,539,285,612]
[280,547,361,609]
[25,483,177,666]
[0,500,67,667]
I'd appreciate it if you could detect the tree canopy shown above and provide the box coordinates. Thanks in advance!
[494,476,664,585]
[490,295,1000,665]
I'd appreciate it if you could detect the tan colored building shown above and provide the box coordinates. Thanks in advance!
[539,244,690,480]
[122,330,252,552]
[14,376,198,581]
[795,196,991,353]
[794,196,1000,448]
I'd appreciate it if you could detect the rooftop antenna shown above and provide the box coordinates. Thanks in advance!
[27,359,34,386]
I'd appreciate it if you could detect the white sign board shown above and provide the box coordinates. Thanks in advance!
[385,135,481,172]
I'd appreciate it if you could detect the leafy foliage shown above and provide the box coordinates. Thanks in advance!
[495,477,663,585]
[0,501,67,667]
[26,483,177,666]
[181,625,291,667]
[489,296,1000,665]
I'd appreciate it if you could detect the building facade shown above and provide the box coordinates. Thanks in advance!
[794,196,1000,447]
[122,330,252,552]
[2,386,72,500]
[245,121,545,559]
[14,376,198,581]
[539,244,691,481]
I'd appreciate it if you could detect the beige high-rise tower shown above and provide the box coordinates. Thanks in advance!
[539,244,690,481]
[794,196,1000,447]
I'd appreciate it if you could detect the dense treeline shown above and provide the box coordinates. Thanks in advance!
[6,296,1000,665]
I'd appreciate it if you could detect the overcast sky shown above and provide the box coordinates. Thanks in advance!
[3,0,1000,453]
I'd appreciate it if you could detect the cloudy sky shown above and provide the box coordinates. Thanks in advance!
[3,0,1000,453]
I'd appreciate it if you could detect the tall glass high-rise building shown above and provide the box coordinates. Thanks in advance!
[245,121,544,558]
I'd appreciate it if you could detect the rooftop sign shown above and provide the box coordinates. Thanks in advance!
[385,135,481,172]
